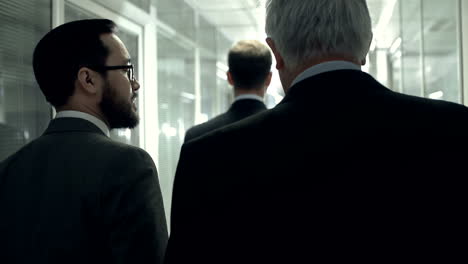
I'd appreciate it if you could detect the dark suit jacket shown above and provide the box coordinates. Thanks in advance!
[0,123,26,162]
[0,118,168,264]
[184,99,267,142]
[165,70,468,263]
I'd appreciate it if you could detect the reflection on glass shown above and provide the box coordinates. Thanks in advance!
[370,0,462,104]
[155,0,196,41]
[401,0,424,97]
[215,31,234,115]
[199,17,217,119]
[200,50,217,119]
[127,0,151,12]
[157,32,195,220]
[422,0,461,103]
[65,2,140,146]
[385,0,401,93]
[0,0,51,161]
[389,41,402,93]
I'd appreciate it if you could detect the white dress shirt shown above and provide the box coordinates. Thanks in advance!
[234,94,264,103]
[291,61,361,88]
[55,111,110,137]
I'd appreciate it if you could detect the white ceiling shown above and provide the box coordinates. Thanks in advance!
[186,0,266,41]
[187,0,390,43]
[184,0,394,96]
[188,0,456,54]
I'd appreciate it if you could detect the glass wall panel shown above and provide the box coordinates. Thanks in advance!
[401,0,423,97]
[387,0,402,93]
[198,16,217,53]
[422,0,461,102]
[199,16,218,120]
[154,0,196,41]
[216,31,234,114]
[200,50,217,120]
[65,1,141,146]
[371,0,462,103]
[368,0,401,91]
[0,0,51,161]
[127,0,151,12]
[157,32,195,220]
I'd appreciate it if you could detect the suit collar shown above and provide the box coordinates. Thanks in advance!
[291,61,361,88]
[234,94,264,103]
[43,117,108,137]
[55,111,110,137]
[230,98,267,111]
[281,70,390,105]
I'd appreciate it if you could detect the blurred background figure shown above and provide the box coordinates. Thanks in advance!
[184,39,272,142]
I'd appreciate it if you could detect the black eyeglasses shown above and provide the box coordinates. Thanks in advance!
[87,64,135,82]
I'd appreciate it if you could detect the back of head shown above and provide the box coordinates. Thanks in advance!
[228,40,272,89]
[265,0,372,70]
[33,19,117,108]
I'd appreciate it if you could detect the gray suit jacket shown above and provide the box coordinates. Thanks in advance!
[0,117,168,264]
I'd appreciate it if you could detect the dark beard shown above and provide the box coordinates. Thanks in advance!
[100,81,139,129]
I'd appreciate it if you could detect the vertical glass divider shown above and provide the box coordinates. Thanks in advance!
[194,13,202,124]
[51,0,65,119]
[461,0,468,105]
[397,0,403,93]
[419,0,426,98]
[52,0,64,29]
[143,5,159,164]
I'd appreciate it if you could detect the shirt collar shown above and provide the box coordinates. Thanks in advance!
[291,61,361,88]
[55,111,110,137]
[234,94,264,103]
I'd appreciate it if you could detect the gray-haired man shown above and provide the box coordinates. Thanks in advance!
[166,1,468,263]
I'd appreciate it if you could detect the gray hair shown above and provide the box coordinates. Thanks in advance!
[265,0,373,69]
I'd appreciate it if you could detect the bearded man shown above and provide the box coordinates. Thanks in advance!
[0,19,167,264]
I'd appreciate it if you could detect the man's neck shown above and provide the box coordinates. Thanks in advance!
[284,57,362,91]
[57,104,110,128]
[294,57,360,78]
[234,87,265,98]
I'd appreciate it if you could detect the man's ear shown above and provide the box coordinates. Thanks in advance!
[227,71,235,86]
[266,37,285,70]
[77,67,99,95]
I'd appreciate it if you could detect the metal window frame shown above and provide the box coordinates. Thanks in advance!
[461,0,468,105]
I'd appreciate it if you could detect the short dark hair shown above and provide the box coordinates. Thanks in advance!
[228,40,272,89]
[33,19,117,107]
